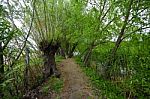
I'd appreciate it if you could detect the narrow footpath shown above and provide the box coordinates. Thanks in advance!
[56,58,96,99]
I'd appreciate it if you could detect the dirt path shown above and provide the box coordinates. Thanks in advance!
[57,58,96,99]
[23,58,97,99]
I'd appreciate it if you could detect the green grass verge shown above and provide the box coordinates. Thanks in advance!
[41,76,63,95]
[75,57,124,99]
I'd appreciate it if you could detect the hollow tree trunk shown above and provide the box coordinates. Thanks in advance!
[40,40,60,79]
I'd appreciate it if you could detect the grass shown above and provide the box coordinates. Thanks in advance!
[41,76,63,95]
[55,55,64,63]
[75,57,125,99]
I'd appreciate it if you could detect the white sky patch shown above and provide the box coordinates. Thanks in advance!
[14,19,23,28]
[85,0,100,11]
[111,36,117,42]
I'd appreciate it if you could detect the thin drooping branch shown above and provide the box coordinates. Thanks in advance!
[10,0,35,67]
[43,0,48,38]
[34,5,44,39]
[2,0,21,50]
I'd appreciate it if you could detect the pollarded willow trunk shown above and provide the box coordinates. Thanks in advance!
[39,40,60,79]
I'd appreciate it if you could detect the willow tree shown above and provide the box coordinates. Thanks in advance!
[79,0,116,66]
[58,0,86,58]
[27,0,73,78]
[105,0,150,78]
[21,0,85,78]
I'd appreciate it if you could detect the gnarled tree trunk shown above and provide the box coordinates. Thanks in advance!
[39,40,60,79]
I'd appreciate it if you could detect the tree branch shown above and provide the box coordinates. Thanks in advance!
[10,0,35,67]
[122,26,150,40]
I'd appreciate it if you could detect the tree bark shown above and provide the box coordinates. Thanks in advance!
[68,42,78,58]
[83,48,92,66]
[108,0,133,65]
[39,40,60,79]
[83,41,95,66]
[65,42,70,56]
[105,0,133,79]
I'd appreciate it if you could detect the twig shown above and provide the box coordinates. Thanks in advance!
[9,0,35,67]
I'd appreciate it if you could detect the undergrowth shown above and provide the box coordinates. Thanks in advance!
[75,55,150,99]
[41,76,63,95]
[75,57,125,99]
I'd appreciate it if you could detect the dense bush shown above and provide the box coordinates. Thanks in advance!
[76,34,150,98]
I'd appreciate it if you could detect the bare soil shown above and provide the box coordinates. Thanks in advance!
[56,58,97,99]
